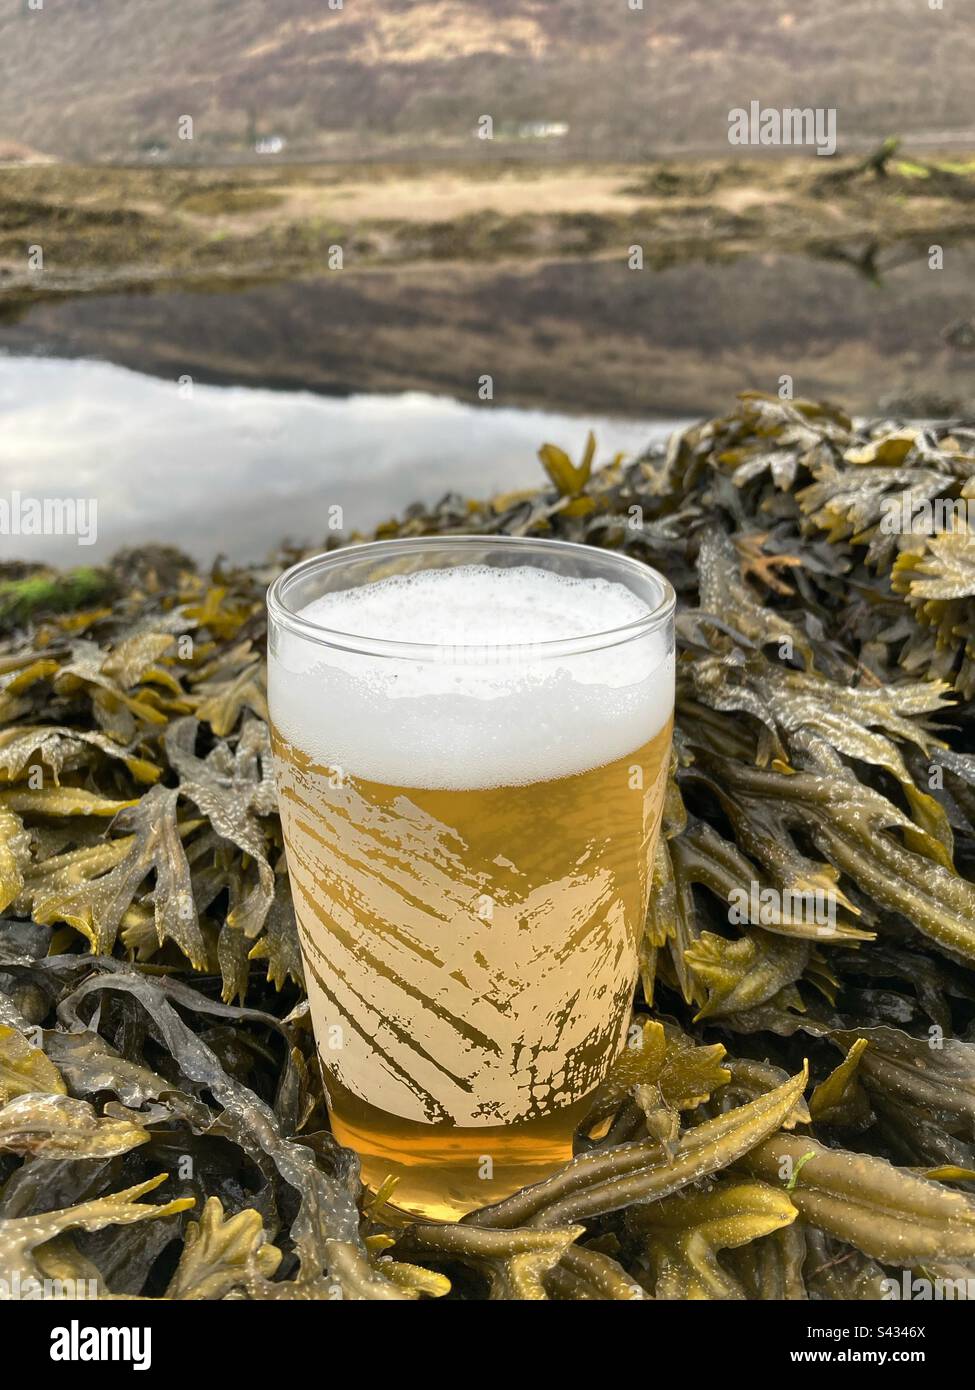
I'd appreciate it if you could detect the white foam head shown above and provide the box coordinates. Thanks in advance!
[268,564,673,789]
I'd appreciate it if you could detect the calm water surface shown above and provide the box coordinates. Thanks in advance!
[3,245,970,565]
[0,354,679,565]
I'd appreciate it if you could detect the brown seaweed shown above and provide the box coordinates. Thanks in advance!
[2,393,975,1299]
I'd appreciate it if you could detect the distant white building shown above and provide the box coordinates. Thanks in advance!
[517,122,569,140]
[255,135,286,155]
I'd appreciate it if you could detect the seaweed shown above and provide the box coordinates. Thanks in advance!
[2,392,975,1299]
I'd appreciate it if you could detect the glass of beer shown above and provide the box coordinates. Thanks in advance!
[267,537,675,1220]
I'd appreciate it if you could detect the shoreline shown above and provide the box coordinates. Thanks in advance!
[3,149,975,308]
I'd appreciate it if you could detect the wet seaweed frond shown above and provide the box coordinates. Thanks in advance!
[2,393,975,1299]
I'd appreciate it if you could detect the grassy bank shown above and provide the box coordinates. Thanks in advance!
[2,147,975,307]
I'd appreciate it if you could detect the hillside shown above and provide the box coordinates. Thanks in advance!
[0,0,972,163]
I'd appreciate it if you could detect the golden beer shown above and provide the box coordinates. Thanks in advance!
[267,540,675,1220]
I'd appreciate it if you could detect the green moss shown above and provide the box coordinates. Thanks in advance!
[0,567,115,630]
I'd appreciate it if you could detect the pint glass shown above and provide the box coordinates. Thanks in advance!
[267,537,675,1220]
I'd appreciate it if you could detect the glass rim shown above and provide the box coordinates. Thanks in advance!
[266,535,676,662]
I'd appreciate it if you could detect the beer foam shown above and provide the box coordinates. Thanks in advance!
[269,564,673,789]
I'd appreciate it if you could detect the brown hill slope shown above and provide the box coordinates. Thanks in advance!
[0,0,972,162]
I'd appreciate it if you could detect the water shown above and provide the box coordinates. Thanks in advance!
[2,244,970,566]
[0,355,678,566]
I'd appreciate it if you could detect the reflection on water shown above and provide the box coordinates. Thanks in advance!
[2,248,971,423]
[0,356,679,566]
[3,245,970,568]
